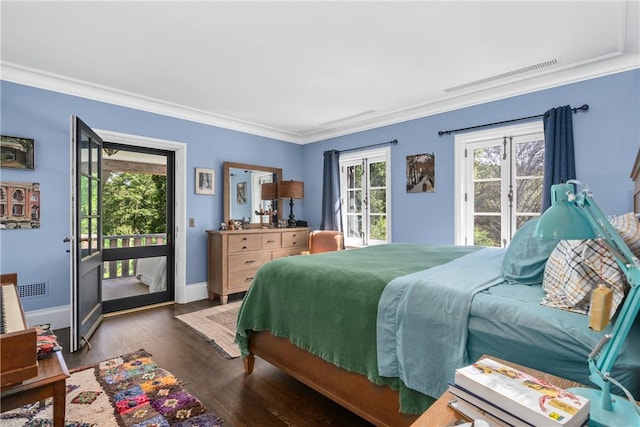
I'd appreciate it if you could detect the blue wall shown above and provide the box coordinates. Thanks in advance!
[0,81,303,311]
[301,69,640,244]
[1,69,638,312]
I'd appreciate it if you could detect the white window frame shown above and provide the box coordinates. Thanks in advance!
[339,146,391,247]
[454,121,544,246]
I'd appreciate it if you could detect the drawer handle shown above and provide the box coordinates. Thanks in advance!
[243,237,248,241]
[245,277,254,282]
[242,246,247,249]
[292,241,297,245]
[245,260,255,264]
[267,239,275,243]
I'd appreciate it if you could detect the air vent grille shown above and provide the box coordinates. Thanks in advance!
[444,59,558,93]
[18,282,47,299]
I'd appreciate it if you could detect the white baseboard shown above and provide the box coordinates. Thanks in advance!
[25,305,70,330]
[24,282,209,330]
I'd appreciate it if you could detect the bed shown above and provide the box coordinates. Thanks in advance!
[236,235,640,426]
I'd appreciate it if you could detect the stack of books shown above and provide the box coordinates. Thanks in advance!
[448,357,590,427]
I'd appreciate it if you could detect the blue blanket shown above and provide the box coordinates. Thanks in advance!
[376,247,507,398]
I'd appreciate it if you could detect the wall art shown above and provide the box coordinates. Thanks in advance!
[0,181,40,229]
[1,135,35,170]
[406,152,435,193]
[195,168,215,195]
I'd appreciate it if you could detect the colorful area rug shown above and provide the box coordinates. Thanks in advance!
[175,301,242,359]
[0,349,224,427]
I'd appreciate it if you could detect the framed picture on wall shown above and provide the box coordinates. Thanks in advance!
[195,168,215,195]
[406,152,435,193]
[1,135,35,170]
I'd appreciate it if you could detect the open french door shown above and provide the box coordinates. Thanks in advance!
[70,116,104,352]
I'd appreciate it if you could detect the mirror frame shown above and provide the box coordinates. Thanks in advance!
[223,161,283,227]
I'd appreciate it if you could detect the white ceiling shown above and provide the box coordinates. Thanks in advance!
[1,1,638,144]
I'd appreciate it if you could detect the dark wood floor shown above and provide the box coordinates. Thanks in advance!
[56,296,374,427]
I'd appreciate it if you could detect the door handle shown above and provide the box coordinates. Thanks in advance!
[63,237,71,243]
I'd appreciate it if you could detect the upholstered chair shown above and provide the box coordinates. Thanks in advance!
[308,230,343,254]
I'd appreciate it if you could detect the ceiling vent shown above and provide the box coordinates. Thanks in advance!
[444,59,558,93]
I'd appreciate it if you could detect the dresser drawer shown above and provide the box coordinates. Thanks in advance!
[262,233,282,250]
[228,234,262,252]
[282,230,308,248]
[228,252,272,273]
[228,269,258,290]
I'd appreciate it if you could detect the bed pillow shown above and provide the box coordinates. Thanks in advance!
[502,218,559,285]
[541,213,639,317]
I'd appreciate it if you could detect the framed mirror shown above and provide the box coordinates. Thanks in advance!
[223,161,283,227]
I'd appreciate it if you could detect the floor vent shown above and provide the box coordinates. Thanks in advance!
[18,282,48,299]
[444,59,558,93]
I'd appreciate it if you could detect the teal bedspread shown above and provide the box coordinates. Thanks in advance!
[377,247,507,398]
[235,243,480,414]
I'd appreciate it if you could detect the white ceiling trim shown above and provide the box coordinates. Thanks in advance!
[1,62,304,144]
[2,56,638,145]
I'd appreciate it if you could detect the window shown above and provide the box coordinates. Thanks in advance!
[454,122,544,247]
[340,147,391,247]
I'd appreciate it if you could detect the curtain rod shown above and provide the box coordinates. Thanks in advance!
[437,104,589,136]
[333,139,398,154]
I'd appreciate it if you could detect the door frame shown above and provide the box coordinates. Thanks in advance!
[93,129,187,303]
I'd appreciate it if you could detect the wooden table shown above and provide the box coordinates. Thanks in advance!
[1,351,69,426]
[410,355,584,426]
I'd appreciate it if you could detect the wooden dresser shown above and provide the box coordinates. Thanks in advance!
[206,227,309,303]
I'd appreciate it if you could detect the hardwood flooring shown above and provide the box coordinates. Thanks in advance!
[56,296,374,427]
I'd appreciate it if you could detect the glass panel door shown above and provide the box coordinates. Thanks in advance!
[101,143,174,312]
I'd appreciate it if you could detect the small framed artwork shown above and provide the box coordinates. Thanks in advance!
[237,182,247,204]
[406,152,435,193]
[1,135,35,170]
[0,181,40,229]
[195,168,215,195]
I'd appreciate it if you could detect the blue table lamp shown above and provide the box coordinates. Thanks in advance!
[535,180,640,427]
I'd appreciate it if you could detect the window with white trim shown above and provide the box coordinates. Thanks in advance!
[340,147,391,247]
[454,122,544,247]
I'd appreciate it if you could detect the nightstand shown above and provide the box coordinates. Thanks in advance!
[410,355,584,426]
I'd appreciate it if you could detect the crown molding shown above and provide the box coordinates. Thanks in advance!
[2,56,638,146]
[301,54,640,143]
[0,62,304,144]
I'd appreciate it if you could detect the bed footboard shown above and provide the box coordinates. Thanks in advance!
[246,330,418,427]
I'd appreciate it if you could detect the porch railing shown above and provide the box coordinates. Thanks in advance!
[102,233,166,279]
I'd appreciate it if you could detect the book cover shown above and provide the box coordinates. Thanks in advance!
[454,358,590,427]
[448,383,534,426]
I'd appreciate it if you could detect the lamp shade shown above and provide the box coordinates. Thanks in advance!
[261,182,278,200]
[278,180,304,199]
[534,183,596,240]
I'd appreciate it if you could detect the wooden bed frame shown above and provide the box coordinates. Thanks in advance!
[243,331,419,427]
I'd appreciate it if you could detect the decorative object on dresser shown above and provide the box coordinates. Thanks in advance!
[278,179,304,227]
[535,180,640,427]
[206,227,309,304]
[453,357,590,427]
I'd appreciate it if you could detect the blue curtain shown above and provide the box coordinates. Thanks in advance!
[542,105,576,211]
[320,150,343,231]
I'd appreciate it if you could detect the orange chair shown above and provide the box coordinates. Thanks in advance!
[308,230,343,254]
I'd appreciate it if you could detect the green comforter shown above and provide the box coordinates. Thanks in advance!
[235,243,481,414]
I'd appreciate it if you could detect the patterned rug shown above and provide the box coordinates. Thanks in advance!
[1,349,224,427]
[175,301,242,359]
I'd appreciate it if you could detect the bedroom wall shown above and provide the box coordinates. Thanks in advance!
[301,69,640,244]
[0,81,303,312]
